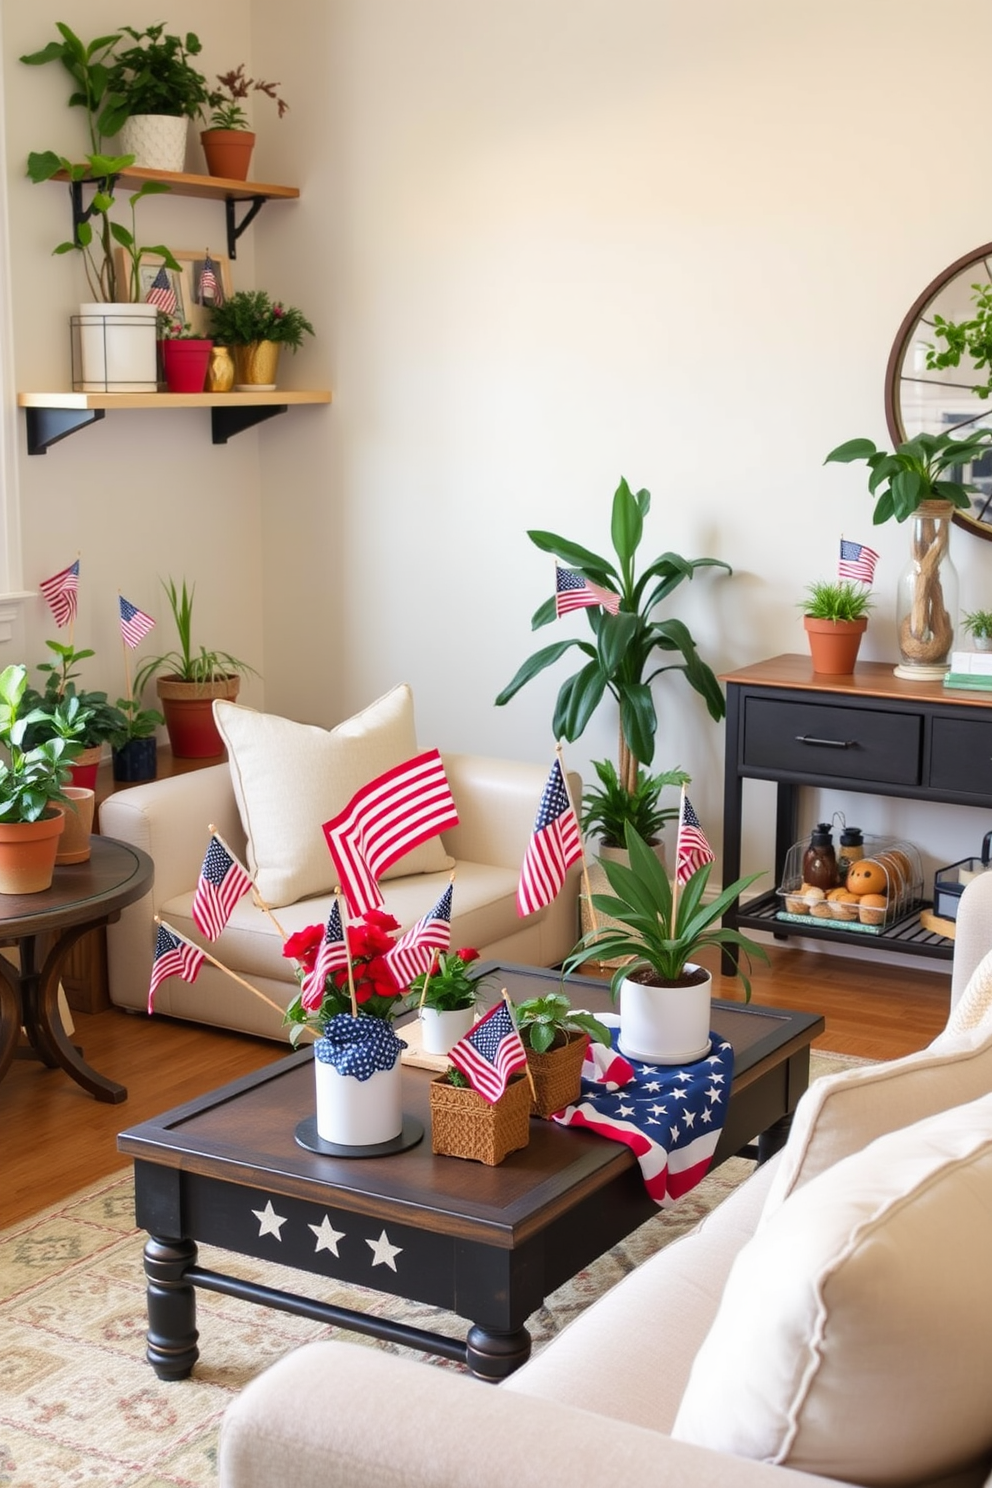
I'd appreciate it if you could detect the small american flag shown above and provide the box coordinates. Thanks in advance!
[191,835,253,940]
[555,566,621,617]
[383,882,453,989]
[39,560,79,628]
[301,900,350,1010]
[676,794,716,886]
[198,252,223,306]
[838,538,879,585]
[447,1000,528,1103]
[119,595,155,649]
[148,923,205,1013]
[323,750,460,918]
[516,758,583,917]
[145,265,177,315]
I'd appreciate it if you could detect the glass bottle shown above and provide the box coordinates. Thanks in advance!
[895,501,959,675]
[802,822,839,890]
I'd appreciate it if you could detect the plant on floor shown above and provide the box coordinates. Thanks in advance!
[800,580,874,622]
[824,430,992,524]
[206,64,289,131]
[580,759,689,849]
[98,24,211,132]
[495,477,730,793]
[208,290,315,350]
[562,823,768,1002]
[132,578,257,692]
[0,664,83,822]
[407,949,492,1013]
[22,641,128,751]
[106,697,164,747]
[512,992,612,1053]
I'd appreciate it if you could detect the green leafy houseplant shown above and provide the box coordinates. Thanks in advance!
[495,477,730,793]
[0,664,82,823]
[99,24,211,131]
[800,580,874,622]
[107,698,164,747]
[407,949,492,1013]
[824,430,992,524]
[21,24,180,302]
[207,65,289,131]
[562,823,768,1002]
[22,641,127,750]
[512,992,612,1054]
[925,280,992,399]
[133,578,257,693]
[208,290,315,350]
[580,759,689,849]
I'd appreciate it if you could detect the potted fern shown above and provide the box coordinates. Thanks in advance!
[800,579,874,674]
[208,290,315,390]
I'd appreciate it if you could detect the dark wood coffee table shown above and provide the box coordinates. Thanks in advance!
[117,963,823,1382]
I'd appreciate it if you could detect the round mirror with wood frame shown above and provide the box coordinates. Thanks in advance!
[884,242,992,542]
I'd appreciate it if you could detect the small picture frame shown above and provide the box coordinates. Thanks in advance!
[115,248,234,338]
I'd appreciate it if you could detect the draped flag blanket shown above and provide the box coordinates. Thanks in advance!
[552,1020,734,1206]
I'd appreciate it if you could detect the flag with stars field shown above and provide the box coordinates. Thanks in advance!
[148,923,205,1013]
[516,756,583,916]
[191,834,253,940]
[553,1028,734,1206]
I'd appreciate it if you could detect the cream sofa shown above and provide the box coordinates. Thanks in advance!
[217,878,992,1488]
[100,686,581,1039]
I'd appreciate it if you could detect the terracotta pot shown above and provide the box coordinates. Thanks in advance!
[156,676,240,758]
[526,1030,589,1118]
[232,340,280,390]
[161,338,213,393]
[0,809,65,894]
[803,615,868,675]
[618,964,712,1066]
[69,744,103,792]
[112,737,158,783]
[55,787,95,864]
[200,128,256,181]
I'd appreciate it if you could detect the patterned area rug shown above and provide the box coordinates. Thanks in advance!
[1,1051,865,1487]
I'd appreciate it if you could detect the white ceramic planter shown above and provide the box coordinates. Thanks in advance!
[618,965,712,1065]
[419,1005,475,1056]
[119,113,188,171]
[314,1058,403,1147]
[77,303,158,392]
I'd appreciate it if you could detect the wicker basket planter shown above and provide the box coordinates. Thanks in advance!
[526,1031,589,1118]
[429,1073,531,1165]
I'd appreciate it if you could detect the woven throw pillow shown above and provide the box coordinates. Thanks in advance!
[214,685,454,908]
[759,1022,992,1225]
[672,1093,992,1486]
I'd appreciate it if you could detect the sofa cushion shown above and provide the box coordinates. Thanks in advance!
[942,944,992,1039]
[672,1093,992,1487]
[214,685,454,908]
[759,1023,992,1223]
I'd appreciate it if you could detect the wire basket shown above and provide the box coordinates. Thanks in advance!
[776,834,923,934]
[429,1073,531,1165]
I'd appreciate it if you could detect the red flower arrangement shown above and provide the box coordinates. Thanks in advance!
[283,908,406,1032]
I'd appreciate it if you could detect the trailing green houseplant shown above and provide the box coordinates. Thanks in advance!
[495,477,730,793]
[580,759,689,849]
[824,430,992,525]
[0,664,82,823]
[925,280,992,399]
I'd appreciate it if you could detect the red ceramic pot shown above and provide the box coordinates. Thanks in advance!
[162,338,213,394]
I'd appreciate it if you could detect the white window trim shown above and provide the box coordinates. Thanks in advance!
[0,8,32,642]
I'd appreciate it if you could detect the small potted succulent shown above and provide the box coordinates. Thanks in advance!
[799,579,874,675]
[962,609,992,651]
[407,948,492,1056]
[201,64,289,180]
[0,664,83,892]
[513,992,612,1118]
[99,24,212,171]
[132,578,258,758]
[208,290,315,390]
[157,315,213,394]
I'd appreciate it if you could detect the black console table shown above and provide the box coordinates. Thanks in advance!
[719,654,992,970]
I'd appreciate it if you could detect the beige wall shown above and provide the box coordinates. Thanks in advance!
[5,0,992,906]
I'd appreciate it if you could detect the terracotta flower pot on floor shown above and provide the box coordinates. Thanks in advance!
[157,676,240,758]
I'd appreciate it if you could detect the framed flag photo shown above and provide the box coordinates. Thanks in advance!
[115,248,233,337]
[116,250,187,326]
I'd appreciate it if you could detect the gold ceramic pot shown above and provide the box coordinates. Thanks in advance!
[233,340,281,390]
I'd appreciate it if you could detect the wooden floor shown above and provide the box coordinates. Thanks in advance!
[2,944,952,1229]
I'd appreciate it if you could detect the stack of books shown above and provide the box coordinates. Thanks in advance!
[943,652,992,691]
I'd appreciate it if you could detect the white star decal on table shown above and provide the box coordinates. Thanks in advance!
[366,1230,402,1272]
[252,1200,287,1239]
[309,1215,346,1255]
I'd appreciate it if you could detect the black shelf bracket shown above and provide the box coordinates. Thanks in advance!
[69,176,119,247]
[25,406,106,456]
[225,197,267,260]
[211,403,287,443]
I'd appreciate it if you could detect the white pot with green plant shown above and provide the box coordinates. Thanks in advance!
[800,579,874,674]
[99,24,212,172]
[513,991,612,1118]
[407,949,492,1056]
[132,579,258,759]
[825,430,992,676]
[0,664,84,893]
[962,610,992,651]
[562,824,767,1066]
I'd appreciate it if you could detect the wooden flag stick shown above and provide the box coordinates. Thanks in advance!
[336,890,358,1017]
[671,784,686,926]
[557,742,598,937]
[118,592,133,705]
[501,987,537,1100]
[154,915,306,1029]
[207,821,289,939]
[418,947,440,1012]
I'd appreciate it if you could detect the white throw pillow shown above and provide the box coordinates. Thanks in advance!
[942,944,992,1038]
[215,685,454,908]
[759,1022,992,1224]
[672,1093,992,1487]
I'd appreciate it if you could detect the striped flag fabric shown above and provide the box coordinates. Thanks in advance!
[148,922,205,1013]
[553,1032,734,1206]
[39,560,79,628]
[676,794,716,886]
[447,1000,528,1103]
[301,900,350,1011]
[838,538,879,585]
[516,757,583,917]
[383,882,453,989]
[119,594,156,649]
[191,835,253,940]
[555,566,621,618]
[145,265,178,315]
[323,749,460,918]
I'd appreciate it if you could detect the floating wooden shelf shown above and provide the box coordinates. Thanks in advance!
[17,390,332,454]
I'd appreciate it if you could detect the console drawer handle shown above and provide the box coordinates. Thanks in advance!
[795,734,857,749]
